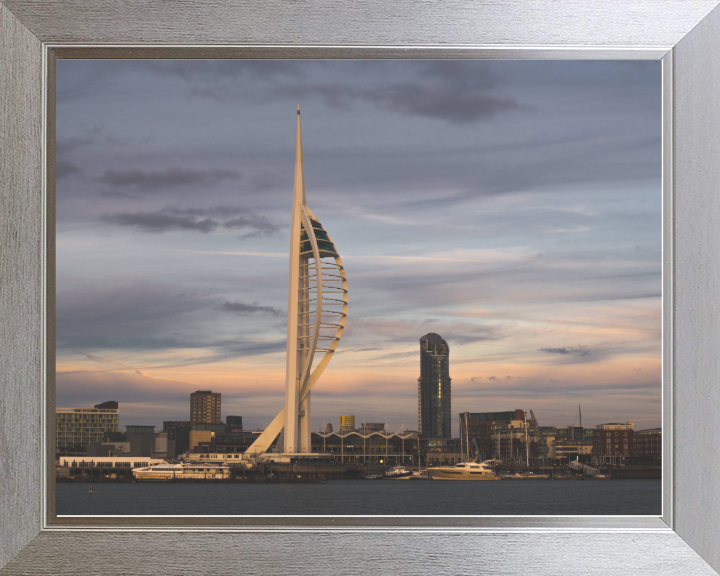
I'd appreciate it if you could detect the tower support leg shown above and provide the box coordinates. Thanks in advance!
[299,392,311,452]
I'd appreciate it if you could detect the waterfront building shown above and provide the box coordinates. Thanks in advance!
[324,422,334,434]
[245,108,348,457]
[57,456,165,481]
[126,425,156,457]
[189,429,213,452]
[312,431,419,466]
[339,415,355,432]
[422,437,462,467]
[56,400,119,455]
[187,424,223,451]
[490,420,538,465]
[459,410,525,461]
[163,420,190,431]
[192,430,269,454]
[551,438,593,463]
[103,431,126,442]
[418,333,451,439]
[153,432,168,458]
[359,422,385,434]
[535,425,592,465]
[161,421,191,457]
[85,444,113,457]
[592,422,634,465]
[190,391,221,427]
[166,426,190,457]
[226,416,243,431]
[195,423,226,433]
[633,428,662,462]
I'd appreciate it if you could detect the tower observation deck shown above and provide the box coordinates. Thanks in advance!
[246,108,348,457]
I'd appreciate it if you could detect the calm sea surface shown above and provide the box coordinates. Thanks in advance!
[56,479,661,516]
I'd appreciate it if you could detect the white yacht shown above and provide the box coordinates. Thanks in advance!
[427,460,500,481]
[132,462,231,481]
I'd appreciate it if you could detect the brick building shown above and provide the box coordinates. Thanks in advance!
[592,422,634,465]
[459,410,525,462]
[633,428,662,461]
[190,390,221,428]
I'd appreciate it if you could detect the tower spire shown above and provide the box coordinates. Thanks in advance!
[296,105,305,204]
[244,109,348,458]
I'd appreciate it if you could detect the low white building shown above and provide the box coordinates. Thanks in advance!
[185,452,253,468]
[58,456,165,469]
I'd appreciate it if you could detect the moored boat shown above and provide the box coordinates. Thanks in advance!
[409,469,429,480]
[384,465,412,479]
[132,462,231,482]
[427,460,500,481]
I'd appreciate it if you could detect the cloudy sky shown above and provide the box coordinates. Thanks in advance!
[56,59,662,435]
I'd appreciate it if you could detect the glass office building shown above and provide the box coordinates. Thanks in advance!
[418,333,451,439]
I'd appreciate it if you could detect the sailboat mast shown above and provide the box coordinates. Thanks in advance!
[465,413,470,461]
[525,412,529,468]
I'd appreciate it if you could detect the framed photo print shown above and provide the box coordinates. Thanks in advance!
[1,1,719,574]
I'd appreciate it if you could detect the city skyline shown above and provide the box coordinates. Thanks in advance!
[55,60,662,435]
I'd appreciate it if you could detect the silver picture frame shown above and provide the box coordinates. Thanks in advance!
[1,1,719,573]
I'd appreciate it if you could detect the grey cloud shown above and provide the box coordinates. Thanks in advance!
[56,159,81,179]
[343,318,501,347]
[277,82,522,124]
[360,84,523,124]
[149,60,303,82]
[364,350,418,362]
[218,301,282,317]
[99,166,242,189]
[78,352,124,365]
[443,326,501,345]
[100,206,280,235]
[250,173,286,192]
[57,284,213,351]
[189,86,235,101]
[420,60,500,89]
[183,60,521,123]
[224,216,277,235]
[101,212,218,233]
[147,339,287,368]
[540,346,591,357]
[56,371,198,407]
[57,282,286,360]
[175,207,279,234]
[56,124,104,154]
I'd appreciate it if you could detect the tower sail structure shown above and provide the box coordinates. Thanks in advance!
[246,107,348,457]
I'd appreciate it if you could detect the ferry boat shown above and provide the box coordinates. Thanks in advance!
[426,460,501,481]
[131,462,231,482]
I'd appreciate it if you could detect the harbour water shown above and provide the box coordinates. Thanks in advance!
[56,479,661,516]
